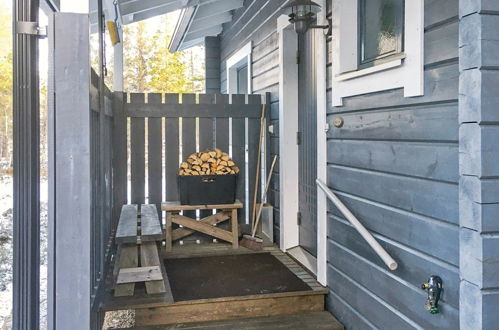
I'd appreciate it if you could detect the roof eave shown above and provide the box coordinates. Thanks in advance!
[169,6,198,53]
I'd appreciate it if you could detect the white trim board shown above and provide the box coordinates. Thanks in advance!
[287,246,317,276]
[277,13,328,285]
[226,41,252,94]
[277,15,299,251]
[315,0,328,287]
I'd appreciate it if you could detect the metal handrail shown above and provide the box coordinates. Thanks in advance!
[316,179,398,271]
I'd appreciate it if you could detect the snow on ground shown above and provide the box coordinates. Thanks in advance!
[0,177,48,329]
[0,177,13,328]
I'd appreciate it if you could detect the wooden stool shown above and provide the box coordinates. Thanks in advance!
[162,200,243,251]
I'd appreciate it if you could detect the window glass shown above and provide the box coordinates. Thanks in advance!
[359,0,404,66]
[236,64,248,94]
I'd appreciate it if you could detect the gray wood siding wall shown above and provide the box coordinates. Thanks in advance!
[205,36,221,94]
[459,1,499,328]
[219,0,461,328]
[220,0,288,244]
[326,0,460,328]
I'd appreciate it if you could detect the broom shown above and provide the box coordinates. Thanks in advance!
[241,155,278,251]
[250,105,266,231]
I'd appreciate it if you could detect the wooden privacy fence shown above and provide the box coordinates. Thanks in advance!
[112,92,270,228]
[90,70,115,304]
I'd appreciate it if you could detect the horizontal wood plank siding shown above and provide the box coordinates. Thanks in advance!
[325,0,460,328]
[219,0,461,328]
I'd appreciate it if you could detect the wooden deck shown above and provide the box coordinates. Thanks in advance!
[115,312,343,329]
[100,243,337,327]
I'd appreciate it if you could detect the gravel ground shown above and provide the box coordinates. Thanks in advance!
[102,310,135,329]
[0,178,49,329]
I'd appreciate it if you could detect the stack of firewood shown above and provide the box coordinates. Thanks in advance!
[178,149,240,176]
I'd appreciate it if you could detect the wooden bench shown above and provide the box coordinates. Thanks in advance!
[162,200,243,251]
[113,204,168,297]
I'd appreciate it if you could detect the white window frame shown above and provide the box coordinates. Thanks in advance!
[331,0,424,106]
[226,41,252,94]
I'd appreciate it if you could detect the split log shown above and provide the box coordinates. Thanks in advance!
[178,148,240,176]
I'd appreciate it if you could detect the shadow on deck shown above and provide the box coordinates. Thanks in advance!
[100,244,343,329]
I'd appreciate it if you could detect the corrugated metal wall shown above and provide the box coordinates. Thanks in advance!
[219,0,460,328]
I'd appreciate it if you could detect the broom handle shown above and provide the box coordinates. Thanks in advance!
[252,155,278,237]
[250,105,266,230]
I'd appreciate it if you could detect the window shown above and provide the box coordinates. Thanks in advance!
[236,64,248,94]
[331,0,424,106]
[359,0,404,68]
[226,42,252,94]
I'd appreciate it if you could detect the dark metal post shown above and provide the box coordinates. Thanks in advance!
[97,0,107,283]
[12,0,40,329]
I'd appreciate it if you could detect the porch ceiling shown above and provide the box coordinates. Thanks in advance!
[119,0,191,24]
[169,0,244,52]
[90,0,242,50]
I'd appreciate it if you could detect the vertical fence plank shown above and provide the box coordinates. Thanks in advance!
[198,94,216,219]
[105,115,113,238]
[130,93,146,204]
[231,95,247,225]
[104,115,113,275]
[182,94,197,158]
[198,94,215,151]
[148,93,163,219]
[214,93,231,239]
[265,92,272,201]
[165,94,180,202]
[247,95,262,229]
[215,94,230,153]
[182,94,197,220]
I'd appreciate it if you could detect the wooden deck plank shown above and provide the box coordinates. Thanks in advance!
[116,205,138,244]
[116,266,163,284]
[140,204,162,241]
[141,242,167,294]
[103,287,327,311]
[122,312,343,330]
[135,293,325,326]
[114,245,138,297]
[162,200,243,211]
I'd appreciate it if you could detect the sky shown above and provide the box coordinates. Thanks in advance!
[2,0,188,86]
[60,0,88,13]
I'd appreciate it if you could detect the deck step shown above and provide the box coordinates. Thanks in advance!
[134,290,328,326]
[119,311,343,330]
